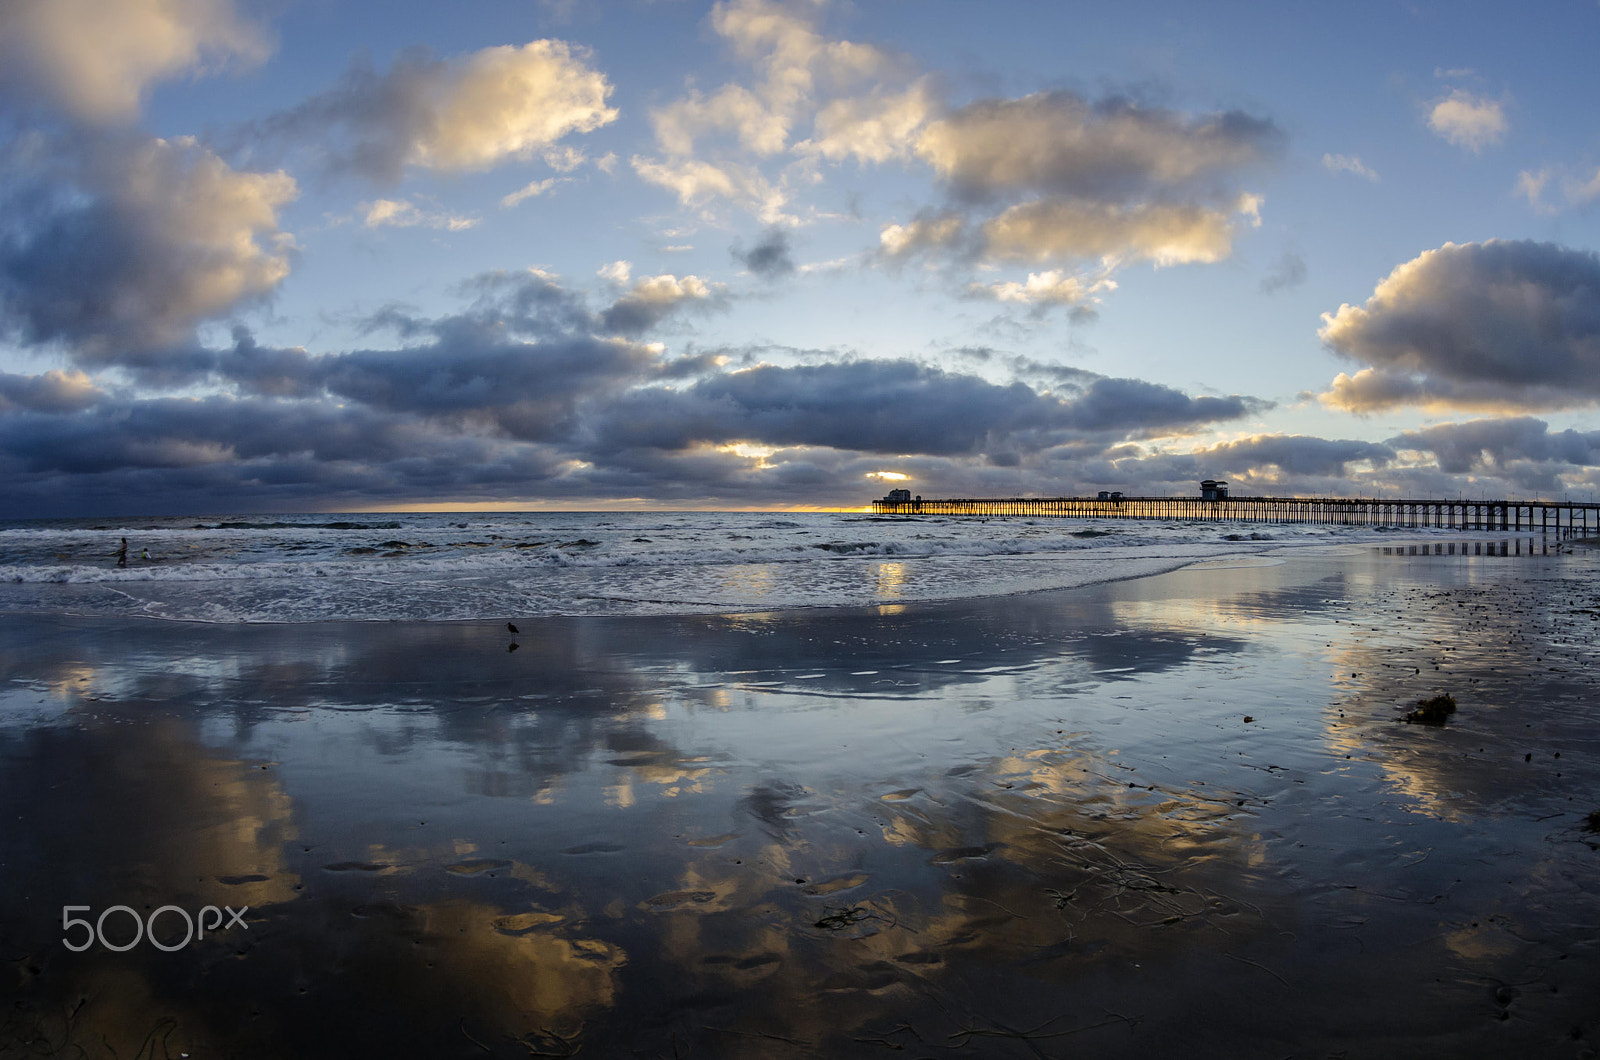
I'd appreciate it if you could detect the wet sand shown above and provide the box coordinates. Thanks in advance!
[2,540,1598,1058]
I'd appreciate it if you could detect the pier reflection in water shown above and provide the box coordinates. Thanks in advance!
[1375,536,1562,557]
[2,545,1598,1057]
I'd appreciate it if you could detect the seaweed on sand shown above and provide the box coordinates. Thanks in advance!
[1404,693,1457,725]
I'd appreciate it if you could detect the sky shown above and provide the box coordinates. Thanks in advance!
[2,0,1599,516]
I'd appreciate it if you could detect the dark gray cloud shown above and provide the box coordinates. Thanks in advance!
[0,368,102,412]
[732,228,796,279]
[209,274,661,438]
[1063,377,1265,433]
[1193,434,1395,478]
[1391,416,1600,473]
[587,360,1262,456]
[1319,240,1600,412]
[0,390,580,516]
[917,93,1284,204]
[322,335,649,440]
[21,252,1588,516]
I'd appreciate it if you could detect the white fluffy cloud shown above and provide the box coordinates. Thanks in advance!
[0,0,268,123]
[413,41,616,172]
[1426,89,1507,152]
[635,0,918,220]
[802,80,935,164]
[1318,240,1600,413]
[965,269,1116,309]
[649,0,897,158]
[878,213,965,258]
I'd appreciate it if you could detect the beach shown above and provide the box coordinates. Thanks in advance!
[2,539,1598,1058]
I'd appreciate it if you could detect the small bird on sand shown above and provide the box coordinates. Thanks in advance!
[507,622,520,634]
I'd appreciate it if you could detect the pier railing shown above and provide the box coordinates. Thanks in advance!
[869,495,1600,536]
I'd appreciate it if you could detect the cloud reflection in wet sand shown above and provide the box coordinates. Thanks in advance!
[2,546,1599,1056]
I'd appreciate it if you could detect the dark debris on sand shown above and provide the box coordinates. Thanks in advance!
[1403,692,1458,725]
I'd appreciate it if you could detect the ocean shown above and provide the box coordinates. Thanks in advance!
[0,510,1423,622]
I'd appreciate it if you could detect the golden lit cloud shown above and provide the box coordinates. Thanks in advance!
[1426,89,1507,152]
[0,0,268,123]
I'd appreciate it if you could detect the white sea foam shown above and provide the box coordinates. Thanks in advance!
[0,511,1446,622]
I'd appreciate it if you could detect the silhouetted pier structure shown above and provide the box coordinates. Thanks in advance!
[870,494,1600,537]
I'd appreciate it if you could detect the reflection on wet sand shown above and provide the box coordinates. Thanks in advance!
[2,546,1599,1056]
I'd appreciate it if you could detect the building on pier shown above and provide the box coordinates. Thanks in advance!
[1200,479,1229,500]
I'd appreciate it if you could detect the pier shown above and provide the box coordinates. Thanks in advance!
[870,494,1600,537]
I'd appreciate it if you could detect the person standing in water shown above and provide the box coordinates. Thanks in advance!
[115,538,128,567]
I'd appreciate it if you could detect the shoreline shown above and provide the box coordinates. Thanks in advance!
[3,547,1598,1057]
[0,527,1571,627]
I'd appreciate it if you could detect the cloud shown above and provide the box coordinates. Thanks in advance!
[500,179,559,208]
[731,228,796,278]
[1516,168,1552,212]
[0,368,103,413]
[876,90,1278,304]
[1186,434,1395,478]
[0,260,1282,513]
[914,93,1282,203]
[1322,153,1379,182]
[631,156,791,223]
[213,270,665,438]
[362,198,478,230]
[1317,240,1600,413]
[633,0,1276,321]
[801,79,935,164]
[878,213,967,259]
[245,40,616,182]
[1427,89,1507,152]
[540,145,589,172]
[1260,251,1306,294]
[0,134,297,357]
[647,0,898,160]
[633,0,920,220]
[979,196,1249,266]
[588,360,1262,456]
[1391,416,1600,475]
[1516,165,1600,215]
[599,273,727,335]
[0,0,268,124]
[965,269,1115,311]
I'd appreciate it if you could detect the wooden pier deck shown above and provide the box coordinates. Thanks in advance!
[870,495,1600,536]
